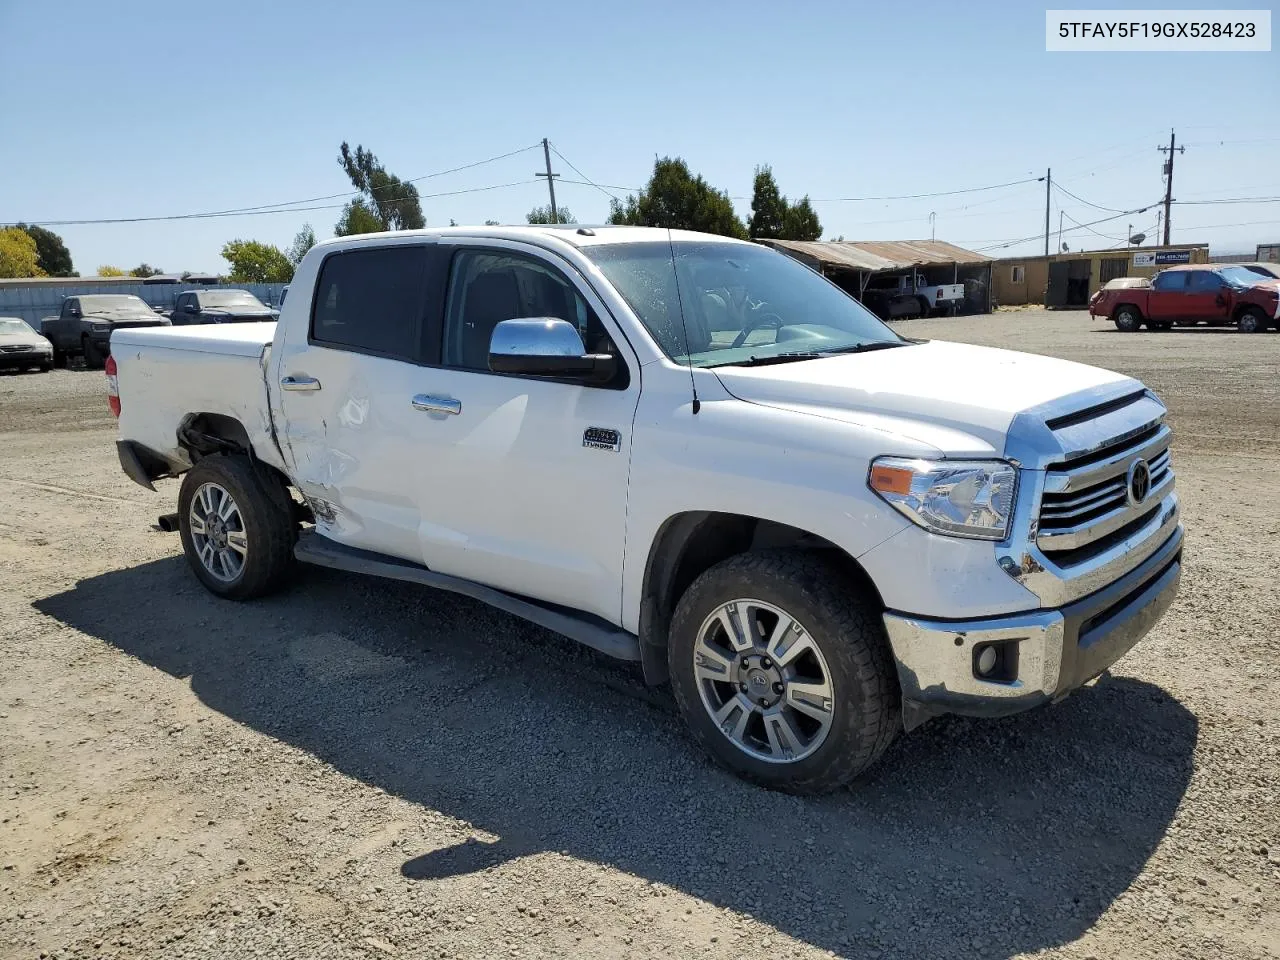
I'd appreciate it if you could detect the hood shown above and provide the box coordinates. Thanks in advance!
[0,329,50,349]
[711,340,1134,454]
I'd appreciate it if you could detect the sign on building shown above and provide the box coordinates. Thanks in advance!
[1133,250,1192,267]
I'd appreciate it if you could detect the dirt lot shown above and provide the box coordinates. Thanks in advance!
[2,310,1277,960]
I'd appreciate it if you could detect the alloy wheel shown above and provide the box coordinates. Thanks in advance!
[188,482,248,582]
[692,599,835,763]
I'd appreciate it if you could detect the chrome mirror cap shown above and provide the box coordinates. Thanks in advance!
[489,317,585,358]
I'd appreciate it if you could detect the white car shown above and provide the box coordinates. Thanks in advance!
[107,226,1183,793]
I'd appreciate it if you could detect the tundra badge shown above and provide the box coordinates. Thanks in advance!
[583,427,621,452]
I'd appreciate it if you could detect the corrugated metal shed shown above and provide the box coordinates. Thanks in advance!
[762,239,991,272]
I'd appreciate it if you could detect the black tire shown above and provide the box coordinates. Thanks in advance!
[668,550,899,794]
[177,454,297,600]
[916,297,931,319]
[1113,306,1142,332]
[1237,307,1267,334]
[82,337,105,369]
[52,348,67,369]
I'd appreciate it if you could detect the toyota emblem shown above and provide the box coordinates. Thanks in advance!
[1127,458,1151,506]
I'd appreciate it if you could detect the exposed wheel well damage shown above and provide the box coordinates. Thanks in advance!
[177,413,293,494]
[637,511,883,685]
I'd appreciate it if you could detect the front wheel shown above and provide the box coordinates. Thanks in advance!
[81,337,105,369]
[668,550,899,794]
[1237,308,1268,334]
[177,455,298,600]
[1113,306,1142,332]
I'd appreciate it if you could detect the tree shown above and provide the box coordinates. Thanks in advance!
[220,240,294,283]
[334,198,385,237]
[748,166,787,240]
[0,228,44,278]
[97,265,127,277]
[18,224,74,277]
[749,166,822,241]
[608,157,747,239]
[130,263,162,278]
[782,196,822,241]
[334,142,425,236]
[526,205,575,224]
[287,223,317,265]
[484,219,500,226]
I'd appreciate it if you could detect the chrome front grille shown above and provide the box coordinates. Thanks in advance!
[1038,421,1175,560]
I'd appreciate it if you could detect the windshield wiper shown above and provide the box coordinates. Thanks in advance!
[820,341,910,354]
[715,352,828,367]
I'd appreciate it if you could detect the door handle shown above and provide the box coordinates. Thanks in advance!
[280,375,321,392]
[411,394,461,415]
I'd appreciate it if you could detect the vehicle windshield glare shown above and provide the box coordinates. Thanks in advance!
[199,291,268,309]
[0,318,37,335]
[1217,266,1268,287]
[584,241,902,367]
[79,295,155,315]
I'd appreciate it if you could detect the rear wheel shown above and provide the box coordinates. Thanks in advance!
[668,550,899,794]
[1113,306,1142,332]
[1237,307,1267,334]
[177,455,297,600]
[52,348,67,369]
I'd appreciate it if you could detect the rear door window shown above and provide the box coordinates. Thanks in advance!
[310,246,431,361]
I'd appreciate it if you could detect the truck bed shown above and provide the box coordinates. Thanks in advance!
[111,322,286,475]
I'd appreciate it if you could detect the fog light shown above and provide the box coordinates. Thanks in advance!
[976,646,998,676]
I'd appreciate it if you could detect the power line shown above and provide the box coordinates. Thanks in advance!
[3,143,544,227]
[973,202,1162,252]
[549,143,621,201]
[3,180,543,228]
[1052,181,1126,213]
[1172,196,1280,205]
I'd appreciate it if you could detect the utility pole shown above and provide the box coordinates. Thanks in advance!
[1057,210,1064,252]
[929,211,936,241]
[1157,130,1184,246]
[1044,168,1051,256]
[536,137,560,223]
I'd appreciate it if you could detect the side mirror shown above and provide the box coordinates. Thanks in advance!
[183,303,197,313]
[488,318,616,383]
[70,308,81,318]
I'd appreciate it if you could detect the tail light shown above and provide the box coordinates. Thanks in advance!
[936,288,945,300]
[105,353,120,417]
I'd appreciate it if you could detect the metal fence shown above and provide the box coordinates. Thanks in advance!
[0,281,288,328]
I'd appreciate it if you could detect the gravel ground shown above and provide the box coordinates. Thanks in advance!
[1,309,1277,960]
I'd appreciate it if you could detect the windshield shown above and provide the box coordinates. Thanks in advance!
[199,290,268,309]
[79,295,155,316]
[0,318,37,335]
[1218,266,1269,287]
[584,241,901,367]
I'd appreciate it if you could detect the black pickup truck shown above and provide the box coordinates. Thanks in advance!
[43,294,170,368]
[170,289,276,325]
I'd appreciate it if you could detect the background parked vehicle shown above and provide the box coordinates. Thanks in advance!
[0,316,54,372]
[860,271,965,320]
[1089,265,1280,333]
[170,289,277,325]
[42,295,171,368]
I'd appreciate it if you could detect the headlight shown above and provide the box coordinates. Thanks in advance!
[869,457,1018,541]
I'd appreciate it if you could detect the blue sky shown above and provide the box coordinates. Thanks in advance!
[1,0,1276,275]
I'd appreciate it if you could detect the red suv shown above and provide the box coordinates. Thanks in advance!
[1089,265,1280,333]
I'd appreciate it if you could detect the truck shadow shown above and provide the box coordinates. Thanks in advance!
[36,558,1197,959]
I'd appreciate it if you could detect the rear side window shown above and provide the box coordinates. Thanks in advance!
[1152,271,1187,291]
[310,246,430,359]
[1187,271,1221,291]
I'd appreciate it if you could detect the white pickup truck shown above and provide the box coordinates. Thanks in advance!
[108,225,1183,793]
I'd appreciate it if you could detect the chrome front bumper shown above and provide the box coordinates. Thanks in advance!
[884,524,1183,730]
